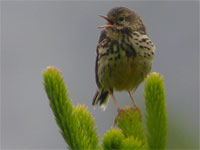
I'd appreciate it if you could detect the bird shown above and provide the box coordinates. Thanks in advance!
[92,7,155,112]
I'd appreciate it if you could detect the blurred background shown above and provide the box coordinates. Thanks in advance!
[1,1,199,149]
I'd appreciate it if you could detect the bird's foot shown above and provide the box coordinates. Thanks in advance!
[134,106,142,119]
[117,108,128,114]
[114,106,142,126]
[114,108,129,126]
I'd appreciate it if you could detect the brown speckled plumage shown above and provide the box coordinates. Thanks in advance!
[92,7,155,111]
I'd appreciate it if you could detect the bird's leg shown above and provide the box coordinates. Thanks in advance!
[128,91,138,108]
[128,91,142,116]
[111,89,129,126]
[110,89,121,112]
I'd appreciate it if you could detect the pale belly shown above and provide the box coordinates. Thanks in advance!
[98,55,152,91]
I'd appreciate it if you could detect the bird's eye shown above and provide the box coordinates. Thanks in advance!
[118,17,124,22]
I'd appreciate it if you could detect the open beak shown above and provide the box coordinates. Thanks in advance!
[98,15,114,29]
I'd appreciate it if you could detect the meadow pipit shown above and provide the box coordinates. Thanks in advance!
[92,7,155,112]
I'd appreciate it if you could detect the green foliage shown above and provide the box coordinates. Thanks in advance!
[102,126,146,150]
[43,67,99,149]
[102,128,125,149]
[144,72,167,149]
[43,67,167,150]
[121,137,145,149]
[73,104,99,149]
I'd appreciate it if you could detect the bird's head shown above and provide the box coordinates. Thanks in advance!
[99,7,146,33]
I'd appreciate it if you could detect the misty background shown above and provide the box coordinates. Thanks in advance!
[1,1,199,149]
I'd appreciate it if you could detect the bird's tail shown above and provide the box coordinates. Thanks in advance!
[92,89,110,111]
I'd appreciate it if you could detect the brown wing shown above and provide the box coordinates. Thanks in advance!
[95,30,107,88]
